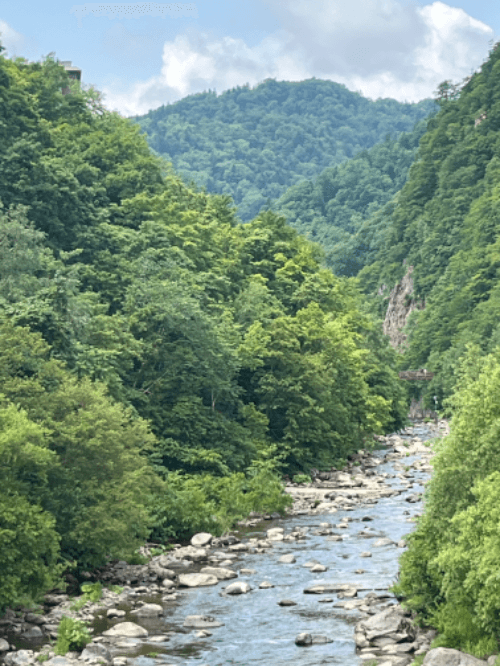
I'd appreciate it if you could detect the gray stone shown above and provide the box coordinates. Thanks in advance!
[279,554,296,564]
[422,648,488,666]
[266,528,284,541]
[199,566,237,581]
[24,614,45,626]
[183,615,224,629]
[295,633,312,646]
[44,659,73,666]
[278,600,297,606]
[21,626,43,639]
[374,538,395,547]
[130,603,163,617]
[172,546,207,562]
[259,581,274,589]
[311,635,333,644]
[224,581,252,595]
[239,568,256,575]
[309,564,328,573]
[161,579,175,589]
[103,622,149,638]
[80,643,112,664]
[0,638,9,652]
[295,632,312,647]
[191,533,213,548]
[304,583,359,594]
[228,543,250,552]
[178,573,218,588]
[107,609,126,619]
[4,650,34,666]
[356,607,415,643]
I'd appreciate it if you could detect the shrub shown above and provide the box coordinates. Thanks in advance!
[54,617,91,655]
[292,474,310,484]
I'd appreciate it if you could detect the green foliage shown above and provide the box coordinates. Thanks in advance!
[151,460,292,541]
[0,402,63,611]
[70,582,103,610]
[133,78,435,222]
[394,344,500,656]
[0,319,160,570]
[274,119,434,276]
[292,474,310,484]
[351,43,500,411]
[0,48,411,601]
[54,617,91,655]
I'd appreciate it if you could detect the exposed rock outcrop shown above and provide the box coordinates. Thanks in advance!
[382,265,424,351]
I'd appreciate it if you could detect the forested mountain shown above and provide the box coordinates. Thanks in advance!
[315,42,500,658]
[132,79,436,222]
[272,118,433,276]
[346,42,500,411]
[0,52,408,610]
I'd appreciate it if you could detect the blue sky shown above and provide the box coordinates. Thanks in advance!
[1,0,498,116]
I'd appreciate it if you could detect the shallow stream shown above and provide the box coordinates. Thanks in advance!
[99,424,435,666]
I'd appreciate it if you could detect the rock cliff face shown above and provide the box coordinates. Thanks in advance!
[381,265,424,352]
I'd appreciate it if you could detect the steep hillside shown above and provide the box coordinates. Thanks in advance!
[0,51,410,608]
[132,78,436,221]
[272,118,433,276]
[352,42,500,409]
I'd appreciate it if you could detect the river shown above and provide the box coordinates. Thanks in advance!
[106,424,435,666]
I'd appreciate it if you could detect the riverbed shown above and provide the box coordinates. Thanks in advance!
[100,424,436,666]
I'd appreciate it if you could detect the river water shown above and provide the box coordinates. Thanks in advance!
[127,424,435,666]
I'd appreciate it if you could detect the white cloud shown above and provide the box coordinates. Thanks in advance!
[101,0,495,117]
[0,19,25,56]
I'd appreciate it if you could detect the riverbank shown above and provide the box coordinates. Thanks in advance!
[3,419,493,666]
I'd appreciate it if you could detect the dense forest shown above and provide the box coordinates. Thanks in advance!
[0,51,408,611]
[5,33,500,661]
[272,118,434,276]
[132,79,436,222]
[334,42,500,659]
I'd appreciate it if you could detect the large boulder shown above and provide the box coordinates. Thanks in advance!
[422,648,487,666]
[355,607,416,645]
[103,622,149,638]
[178,573,218,587]
[130,603,163,617]
[172,546,207,562]
[200,566,237,580]
[266,528,284,541]
[191,533,213,547]
[4,651,34,666]
[80,643,113,664]
[224,581,252,595]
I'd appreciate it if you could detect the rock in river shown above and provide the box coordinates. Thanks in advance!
[279,554,296,564]
[295,633,312,646]
[178,573,218,587]
[183,615,224,629]
[224,581,252,595]
[200,566,237,580]
[355,607,415,645]
[130,603,163,617]
[103,622,148,638]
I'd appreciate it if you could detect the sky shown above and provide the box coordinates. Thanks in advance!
[1,0,499,117]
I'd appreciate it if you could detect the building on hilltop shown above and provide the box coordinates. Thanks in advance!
[61,61,81,95]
